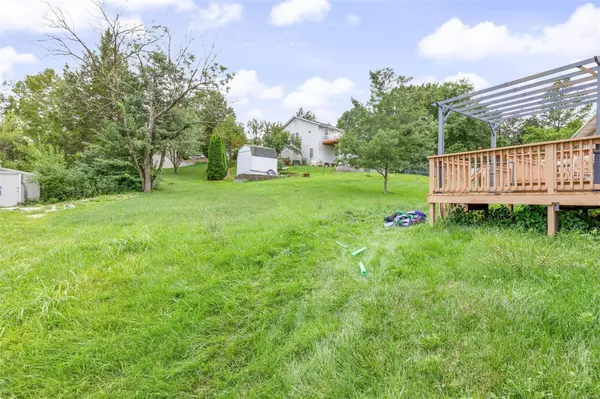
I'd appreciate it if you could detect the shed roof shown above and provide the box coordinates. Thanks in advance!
[245,145,277,159]
[0,167,36,176]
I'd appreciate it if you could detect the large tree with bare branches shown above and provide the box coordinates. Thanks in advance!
[43,1,230,192]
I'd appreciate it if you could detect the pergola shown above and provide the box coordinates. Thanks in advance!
[435,56,600,156]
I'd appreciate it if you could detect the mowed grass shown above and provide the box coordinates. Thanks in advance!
[2,165,600,398]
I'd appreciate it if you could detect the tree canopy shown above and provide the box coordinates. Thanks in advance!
[338,69,489,193]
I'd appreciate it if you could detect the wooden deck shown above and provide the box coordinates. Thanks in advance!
[428,136,600,235]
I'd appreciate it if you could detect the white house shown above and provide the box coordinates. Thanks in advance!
[0,167,40,207]
[280,116,343,166]
[236,145,278,176]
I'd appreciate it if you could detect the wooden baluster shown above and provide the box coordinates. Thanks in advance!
[528,146,533,191]
[488,151,492,191]
[588,139,593,188]
[466,156,470,192]
[479,152,484,191]
[496,150,504,191]
[579,144,584,190]
[535,145,544,191]
[450,156,454,193]
[515,148,525,191]
[568,142,573,191]
[460,156,464,193]
[511,148,515,189]
[546,143,556,195]
[455,156,459,193]
[450,156,455,193]
[441,158,445,193]
[559,143,564,191]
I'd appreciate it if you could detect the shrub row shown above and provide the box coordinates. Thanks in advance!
[446,205,600,234]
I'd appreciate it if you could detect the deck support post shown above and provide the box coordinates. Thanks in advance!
[547,203,558,236]
[594,59,600,187]
[429,203,436,226]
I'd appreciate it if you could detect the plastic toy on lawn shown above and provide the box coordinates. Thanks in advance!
[384,210,427,228]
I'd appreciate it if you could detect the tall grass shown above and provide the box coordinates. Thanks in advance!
[2,165,600,397]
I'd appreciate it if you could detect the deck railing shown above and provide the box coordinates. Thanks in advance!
[429,136,600,195]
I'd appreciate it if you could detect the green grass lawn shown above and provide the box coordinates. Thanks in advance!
[3,165,600,398]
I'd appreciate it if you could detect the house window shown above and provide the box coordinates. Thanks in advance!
[310,148,314,159]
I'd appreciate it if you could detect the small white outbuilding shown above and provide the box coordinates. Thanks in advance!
[236,145,278,176]
[0,167,40,207]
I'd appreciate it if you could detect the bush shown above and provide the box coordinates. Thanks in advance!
[71,146,141,197]
[22,145,140,202]
[446,204,600,234]
[206,135,228,181]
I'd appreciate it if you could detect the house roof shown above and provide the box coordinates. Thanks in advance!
[281,116,344,133]
[573,115,597,138]
[244,145,277,159]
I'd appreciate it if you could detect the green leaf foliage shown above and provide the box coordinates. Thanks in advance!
[206,134,228,180]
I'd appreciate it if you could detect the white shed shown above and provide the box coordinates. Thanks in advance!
[0,167,40,207]
[236,145,278,176]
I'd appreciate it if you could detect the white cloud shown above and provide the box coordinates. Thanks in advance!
[284,77,355,109]
[270,0,331,26]
[0,0,242,34]
[346,14,361,27]
[413,72,490,90]
[108,0,196,11]
[0,0,102,33]
[194,2,243,30]
[246,108,264,120]
[228,70,284,103]
[418,3,600,61]
[0,47,37,82]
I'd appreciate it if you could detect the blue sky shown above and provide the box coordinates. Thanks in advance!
[2,0,600,124]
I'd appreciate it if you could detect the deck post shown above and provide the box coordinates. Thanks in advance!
[429,203,436,226]
[594,58,600,186]
[547,203,558,236]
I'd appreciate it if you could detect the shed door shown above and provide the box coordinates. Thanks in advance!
[0,174,20,207]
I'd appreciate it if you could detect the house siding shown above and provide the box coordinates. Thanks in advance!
[281,118,340,164]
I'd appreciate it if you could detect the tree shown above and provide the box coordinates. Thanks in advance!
[206,134,227,180]
[261,122,301,157]
[0,114,30,166]
[295,107,317,121]
[4,69,65,152]
[339,69,434,194]
[246,119,263,145]
[44,1,230,192]
[214,115,246,164]
[196,90,235,154]
[162,106,203,174]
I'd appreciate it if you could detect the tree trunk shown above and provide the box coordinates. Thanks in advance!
[143,157,152,192]
[383,167,388,194]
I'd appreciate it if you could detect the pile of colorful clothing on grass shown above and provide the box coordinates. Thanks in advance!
[384,210,427,228]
